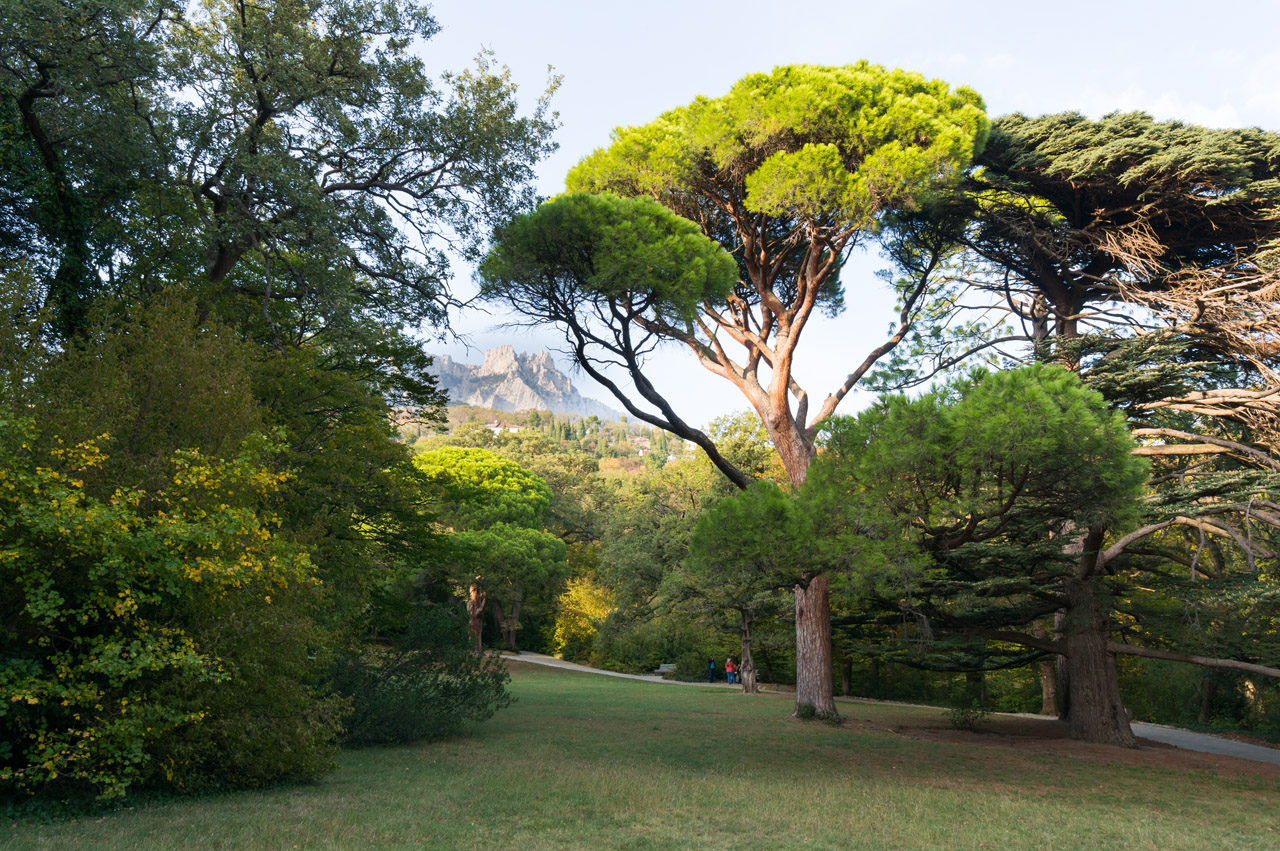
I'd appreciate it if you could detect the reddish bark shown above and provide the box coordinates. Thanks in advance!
[466,582,486,656]
[794,573,837,717]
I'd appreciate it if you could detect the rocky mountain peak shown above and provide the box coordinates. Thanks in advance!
[430,346,620,420]
[478,344,518,376]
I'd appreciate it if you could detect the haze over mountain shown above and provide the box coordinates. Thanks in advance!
[430,345,621,420]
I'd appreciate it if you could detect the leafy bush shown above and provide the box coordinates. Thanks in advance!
[945,702,990,731]
[0,420,315,800]
[334,607,513,746]
[146,585,347,791]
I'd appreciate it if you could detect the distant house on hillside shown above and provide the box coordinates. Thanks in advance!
[485,420,521,435]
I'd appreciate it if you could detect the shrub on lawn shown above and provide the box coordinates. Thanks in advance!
[334,607,513,746]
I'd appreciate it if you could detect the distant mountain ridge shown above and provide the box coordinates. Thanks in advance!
[430,345,621,420]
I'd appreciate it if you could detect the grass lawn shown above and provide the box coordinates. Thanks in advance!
[5,661,1279,850]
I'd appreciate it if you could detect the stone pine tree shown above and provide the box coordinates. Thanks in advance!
[481,63,989,716]
[414,446,568,653]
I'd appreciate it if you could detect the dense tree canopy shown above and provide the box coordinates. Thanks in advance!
[413,446,568,651]
[810,365,1153,743]
[1,0,554,802]
[1,0,558,337]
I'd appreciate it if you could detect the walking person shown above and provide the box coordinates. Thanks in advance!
[725,657,736,684]
[708,657,717,682]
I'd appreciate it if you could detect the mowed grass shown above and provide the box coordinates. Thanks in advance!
[5,662,1279,850]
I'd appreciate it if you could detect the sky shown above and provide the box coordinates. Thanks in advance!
[414,0,1280,427]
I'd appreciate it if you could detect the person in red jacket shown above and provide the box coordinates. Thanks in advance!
[725,657,737,684]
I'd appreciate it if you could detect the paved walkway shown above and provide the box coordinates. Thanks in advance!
[502,651,1280,765]
[501,651,736,687]
[1129,721,1280,764]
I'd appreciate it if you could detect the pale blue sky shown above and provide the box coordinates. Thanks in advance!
[418,0,1280,425]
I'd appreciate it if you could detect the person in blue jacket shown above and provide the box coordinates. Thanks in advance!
[708,657,716,682]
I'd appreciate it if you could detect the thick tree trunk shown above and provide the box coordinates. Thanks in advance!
[1063,578,1135,746]
[840,655,853,697]
[794,573,837,717]
[467,583,486,656]
[1034,625,1059,715]
[739,612,759,694]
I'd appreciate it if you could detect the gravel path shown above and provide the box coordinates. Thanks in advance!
[503,651,1280,765]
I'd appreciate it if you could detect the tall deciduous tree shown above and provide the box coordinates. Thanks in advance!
[2,0,558,338]
[482,63,989,716]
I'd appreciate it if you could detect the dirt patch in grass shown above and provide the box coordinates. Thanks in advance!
[887,714,1280,778]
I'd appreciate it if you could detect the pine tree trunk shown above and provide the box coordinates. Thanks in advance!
[794,573,837,717]
[870,657,880,693]
[739,612,759,694]
[840,655,853,697]
[1063,578,1135,746]
[467,583,486,656]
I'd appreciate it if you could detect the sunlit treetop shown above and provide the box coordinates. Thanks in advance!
[413,446,551,531]
[568,62,989,230]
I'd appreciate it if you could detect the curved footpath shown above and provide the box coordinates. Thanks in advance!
[502,651,1280,766]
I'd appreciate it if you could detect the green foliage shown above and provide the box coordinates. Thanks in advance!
[333,607,512,747]
[1,0,553,803]
[146,582,346,791]
[0,419,315,800]
[680,481,803,617]
[959,111,1280,342]
[815,363,1146,542]
[808,364,1147,664]
[568,62,988,230]
[414,446,551,531]
[449,523,569,597]
[944,702,990,731]
[1,0,558,336]
[413,445,570,651]
[481,192,737,321]
[425,423,610,543]
[27,293,261,495]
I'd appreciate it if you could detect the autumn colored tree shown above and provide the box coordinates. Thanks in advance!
[0,421,326,799]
